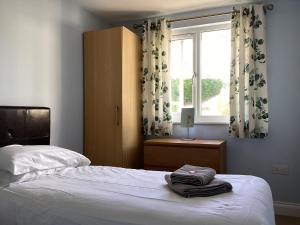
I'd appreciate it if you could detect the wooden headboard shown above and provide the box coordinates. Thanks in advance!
[0,106,50,147]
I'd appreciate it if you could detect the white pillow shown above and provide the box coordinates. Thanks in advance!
[0,145,91,175]
[0,167,65,187]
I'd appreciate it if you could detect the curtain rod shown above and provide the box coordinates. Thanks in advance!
[133,4,274,29]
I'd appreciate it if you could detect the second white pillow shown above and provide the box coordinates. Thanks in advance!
[0,145,91,175]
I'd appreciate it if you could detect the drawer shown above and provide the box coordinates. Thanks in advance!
[144,145,222,172]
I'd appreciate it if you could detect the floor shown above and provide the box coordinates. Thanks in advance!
[276,215,300,225]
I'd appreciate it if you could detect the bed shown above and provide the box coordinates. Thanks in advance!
[0,106,275,225]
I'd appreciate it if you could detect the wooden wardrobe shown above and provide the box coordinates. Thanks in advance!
[83,26,142,168]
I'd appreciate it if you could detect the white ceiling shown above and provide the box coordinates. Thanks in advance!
[77,0,257,23]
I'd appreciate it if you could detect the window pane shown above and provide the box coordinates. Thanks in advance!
[171,79,179,112]
[170,37,194,114]
[182,39,193,78]
[200,29,230,116]
[184,79,193,106]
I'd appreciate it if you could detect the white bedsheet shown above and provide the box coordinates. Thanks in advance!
[0,166,275,225]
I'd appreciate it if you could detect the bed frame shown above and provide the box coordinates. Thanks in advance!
[0,106,50,147]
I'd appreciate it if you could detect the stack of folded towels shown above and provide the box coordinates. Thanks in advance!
[165,164,232,198]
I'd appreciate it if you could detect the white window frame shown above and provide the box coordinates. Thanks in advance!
[171,22,231,124]
[171,33,197,123]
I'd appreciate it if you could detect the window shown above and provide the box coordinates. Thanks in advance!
[170,23,231,123]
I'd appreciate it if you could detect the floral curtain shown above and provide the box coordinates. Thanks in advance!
[142,19,172,136]
[229,4,269,138]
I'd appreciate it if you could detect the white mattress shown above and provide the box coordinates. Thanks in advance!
[0,166,275,225]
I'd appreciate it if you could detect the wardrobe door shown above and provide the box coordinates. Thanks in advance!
[84,27,123,166]
[121,27,142,168]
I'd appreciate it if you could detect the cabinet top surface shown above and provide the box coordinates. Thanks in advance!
[84,26,135,36]
[144,138,225,147]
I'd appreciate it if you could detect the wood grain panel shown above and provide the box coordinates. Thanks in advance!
[144,138,224,147]
[84,26,142,168]
[84,27,123,166]
[144,139,226,173]
[121,27,142,168]
[144,146,219,171]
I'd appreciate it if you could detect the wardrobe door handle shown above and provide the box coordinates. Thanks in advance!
[116,106,120,126]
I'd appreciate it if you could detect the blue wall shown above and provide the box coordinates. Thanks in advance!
[118,0,300,204]
[0,0,109,153]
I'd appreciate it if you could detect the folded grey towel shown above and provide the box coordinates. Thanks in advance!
[170,165,216,186]
[165,174,232,198]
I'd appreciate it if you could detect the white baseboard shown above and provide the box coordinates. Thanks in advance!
[274,201,300,217]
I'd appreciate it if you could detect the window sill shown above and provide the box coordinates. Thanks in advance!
[172,121,229,126]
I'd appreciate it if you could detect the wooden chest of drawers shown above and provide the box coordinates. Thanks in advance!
[144,138,226,173]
